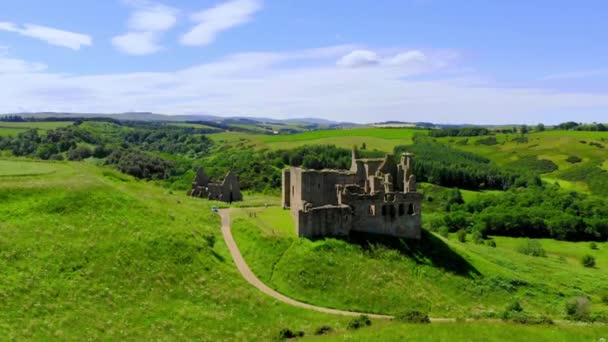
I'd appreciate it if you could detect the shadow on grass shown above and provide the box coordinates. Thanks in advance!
[345,229,481,278]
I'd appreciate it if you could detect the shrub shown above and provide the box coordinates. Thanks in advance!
[566,155,582,164]
[457,229,467,243]
[590,242,598,250]
[517,239,546,257]
[438,226,449,238]
[394,310,431,324]
[347,315,372,330]
[314,326,333,335]
[506,301,523,313]
[565,297,591,321]
[581,255,596,268]
[476,137,498,145]
[67,146,92,161]
[487,240,497,248]
[601,293,608,305]
[277,328,304,340]
[472,231,484,244]
[49,154,64,161]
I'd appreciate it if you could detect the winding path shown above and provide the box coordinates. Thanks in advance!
[219,209,393,319]
[218,209,601,327]
[218,209,496,323]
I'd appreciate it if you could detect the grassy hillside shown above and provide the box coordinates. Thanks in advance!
[0,121,74,136]
[436,131,608,195]
[209,127,419,151]
[231,206,608,319]
[313,321,608,341]
[0,159,356,339]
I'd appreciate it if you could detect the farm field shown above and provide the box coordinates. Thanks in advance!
[231,206,608,318]
[0,121,74,136]
[208,127,419,151]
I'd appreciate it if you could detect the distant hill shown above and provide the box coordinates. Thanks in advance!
[6,112,359,127]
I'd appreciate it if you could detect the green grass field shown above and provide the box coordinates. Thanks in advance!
[0,121,74,136]
[231,206,608,319]
[0,159,59,177]
[313,321,608,341]
[208,127,419,151]
[0,160,357,340]
[2,159,607,340]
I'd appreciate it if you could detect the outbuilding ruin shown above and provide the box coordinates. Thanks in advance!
[188,168,243,203]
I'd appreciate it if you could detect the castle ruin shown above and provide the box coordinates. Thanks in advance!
[188,168,243,203]
[282,149,422,239]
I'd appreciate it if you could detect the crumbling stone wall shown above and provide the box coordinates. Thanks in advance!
[283,149,422,239]
[188,168,243,203]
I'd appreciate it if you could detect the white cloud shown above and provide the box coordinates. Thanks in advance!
[128,4,178,31]
[112,2,178,56]
[112,32,162,55]
[181,0,262,46]
[336,50,379,68]
[0,57,46,73]
[0,22,92,50]
[1,45,607,124]
[385,50,426,66]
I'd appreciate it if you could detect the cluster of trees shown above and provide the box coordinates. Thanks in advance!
[122,128,213,157]
[0,127,102,160]
[556,122,607,131]
[106,150,174,180]
[433,185,608,241]
[428,127,490,137]
[0,115,26,122]
[395,142,540,190]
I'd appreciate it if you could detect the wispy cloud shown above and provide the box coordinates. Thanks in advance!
[112,2,178,55]
[0,57,46,73]
[2,45,607,124]
[0,22,92,50]
[181,0,262,46]
[541,68,608,81]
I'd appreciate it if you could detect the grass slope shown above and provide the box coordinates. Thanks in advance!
[208,128,419,152]
[0,121,74,136]
[0,160,354,340]
[232,206,608,319]
[311,321,608,341]
[436,131,608,195]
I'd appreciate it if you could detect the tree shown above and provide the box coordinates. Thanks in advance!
[536,123,545,132]
[520,125,529,134]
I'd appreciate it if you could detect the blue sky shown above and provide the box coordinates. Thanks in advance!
[0,0,607,124]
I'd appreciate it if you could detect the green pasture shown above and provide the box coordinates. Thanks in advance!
[437,131,608,195]
[314,321,608,341]
[0,159,354,340]
[0,121,74,136]
[231,206,608,319]
[207,127,419,151]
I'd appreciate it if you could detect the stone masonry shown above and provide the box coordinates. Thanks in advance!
[188,168,243,203]
[282,148,422,239]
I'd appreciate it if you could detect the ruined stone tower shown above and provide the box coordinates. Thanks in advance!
[282,149,422,239]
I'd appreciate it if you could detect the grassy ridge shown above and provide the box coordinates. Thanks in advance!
[208,127,419,151]
[436,131,608,195]
[0,160,353,339]
[232,206,608,318]
[0,121,74,136]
